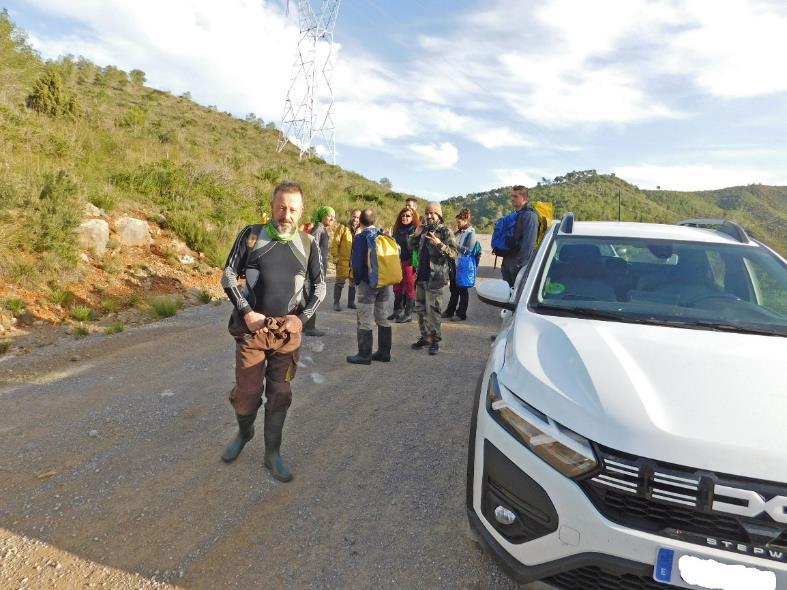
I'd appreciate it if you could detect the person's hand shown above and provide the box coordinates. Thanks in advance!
[425,231,442,246]
[243,311,268,333]
[282,315,303,334]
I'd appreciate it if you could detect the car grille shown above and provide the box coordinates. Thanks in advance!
[544,566,671,590]
[579,446,787,562]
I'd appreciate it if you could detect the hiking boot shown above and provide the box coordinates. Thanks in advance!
[333,283,343,312]
[347,286,357,309]
[333,302,342,312]
[221,410,257,463]
[441,310,454,319]
[347,329,373,365]
[371,326,392,362]
[411,336,430,350]
[451,314,466,321]
[303,314,324,337]
[387,294,403,321]
[428,341,440,355]
[397,297,413,323]
[264,409,293,482]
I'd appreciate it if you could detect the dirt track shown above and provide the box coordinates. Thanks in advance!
[0,247,547,589]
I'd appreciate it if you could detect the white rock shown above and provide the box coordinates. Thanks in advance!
[77,219,110,257]
[80,252,90,263]
[88,430,98,438]
[179,254,195,265]
[83,202,104,217]
[116,216,151,246]
[310,373,326,384]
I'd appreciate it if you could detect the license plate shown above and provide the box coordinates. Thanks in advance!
[654,547,777,590]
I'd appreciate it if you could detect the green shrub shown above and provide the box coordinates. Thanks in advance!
[33,171,81,263]
[27,66,79,117]
[70,304,94,322]
[90,192,116,212]
[2,298,25,314]
[125,292,142,308]
[0,341,10,355]
[100,298,120,313]
[103,320,124,335]
[150,295,183,319]
[48,287,75,307]
[120,105,146,128]
[197,290,212,304]
[72,325,89,338]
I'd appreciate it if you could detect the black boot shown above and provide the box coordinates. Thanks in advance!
[221,410,257,463]
[264,409,293,482]
[397,297,413,323]
[333,283,343,312]
[371,325,392,362]
[387,294,403,321]
[303,313,324,337]
[346,329,373,365]
[347,286,357,309]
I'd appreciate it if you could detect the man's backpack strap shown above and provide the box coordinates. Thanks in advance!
[288,230,313,271]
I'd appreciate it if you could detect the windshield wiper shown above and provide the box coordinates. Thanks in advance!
[662,319,786,337]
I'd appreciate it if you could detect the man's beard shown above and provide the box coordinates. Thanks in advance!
[273,220,297,234]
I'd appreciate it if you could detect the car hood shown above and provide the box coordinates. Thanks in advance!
[498,310,787,482]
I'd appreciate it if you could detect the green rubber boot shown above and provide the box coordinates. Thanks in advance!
[264,409,293,482]
[221,410,257,463]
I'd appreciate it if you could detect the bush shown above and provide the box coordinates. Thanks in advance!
[27,66,79,117]
[120,105,146,128]
[149,295,183,319]
[103,320,124,335]
[70,304,94,322]
[2,298,25,315]
[90,192,116,212]
[48,287,75,307]
[33,171,81,263]
[0,341,10,355]
[100,298,120,313]
[72,325,89,338]
[197,290,212,304]
[129,69,146,85]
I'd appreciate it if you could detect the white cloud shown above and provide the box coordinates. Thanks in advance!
[23,0,297,122]
[613,164,787,191]
[473,127,534,149]
[409,142,459,169]
[492,169,540,188]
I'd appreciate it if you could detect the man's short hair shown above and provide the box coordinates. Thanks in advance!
[360,208,375,226]
[405,198,417,206]
[272,180,304,200]
[511,185,529,198]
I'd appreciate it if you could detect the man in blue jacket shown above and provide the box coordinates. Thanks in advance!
[346,208,393,365]
[501,185,539,287]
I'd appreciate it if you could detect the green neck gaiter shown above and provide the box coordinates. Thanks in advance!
[266,221,297,242]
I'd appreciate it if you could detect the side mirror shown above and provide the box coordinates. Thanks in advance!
[476,279,516,310]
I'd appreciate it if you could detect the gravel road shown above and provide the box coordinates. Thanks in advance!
[0,245,552,589]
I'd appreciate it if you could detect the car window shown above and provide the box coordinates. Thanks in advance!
[530,236,787,337]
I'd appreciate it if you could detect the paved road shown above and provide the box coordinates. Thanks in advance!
[0,251,551,589]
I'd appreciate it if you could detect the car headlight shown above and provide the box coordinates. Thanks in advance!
[486,372,598,479]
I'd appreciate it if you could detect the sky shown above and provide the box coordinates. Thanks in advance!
[5,0,787,200]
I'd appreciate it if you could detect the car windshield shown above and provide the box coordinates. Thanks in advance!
[530,236,787,337]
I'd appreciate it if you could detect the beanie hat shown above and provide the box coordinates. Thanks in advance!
[425,202,443,221]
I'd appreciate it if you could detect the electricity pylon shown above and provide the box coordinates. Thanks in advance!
[277,0,342,163]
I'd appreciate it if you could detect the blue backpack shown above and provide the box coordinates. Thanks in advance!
[491,209,523,256]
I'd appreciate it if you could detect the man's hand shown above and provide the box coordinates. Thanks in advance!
[425,231,442,246]
[282,315,303,334]
[243,311,268,333]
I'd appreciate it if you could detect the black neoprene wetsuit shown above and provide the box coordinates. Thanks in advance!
[221,225,325,324]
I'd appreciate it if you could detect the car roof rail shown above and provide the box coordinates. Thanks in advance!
[559,212,574,234]
[676,218,749,244]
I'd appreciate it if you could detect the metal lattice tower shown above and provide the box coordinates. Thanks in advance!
[277,0,342,163]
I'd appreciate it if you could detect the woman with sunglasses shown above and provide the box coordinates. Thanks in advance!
[389,206,419,322]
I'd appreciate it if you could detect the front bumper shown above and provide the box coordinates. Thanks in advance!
[468,376,787,588]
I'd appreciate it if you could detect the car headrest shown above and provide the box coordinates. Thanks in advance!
[559,244,601,265]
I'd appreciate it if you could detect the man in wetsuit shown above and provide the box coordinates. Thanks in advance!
[220,181,325,482]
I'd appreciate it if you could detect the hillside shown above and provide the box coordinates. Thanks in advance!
[444,170,787,255]
[0,11,415,351]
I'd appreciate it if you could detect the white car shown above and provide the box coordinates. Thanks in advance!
[468,215,787,590]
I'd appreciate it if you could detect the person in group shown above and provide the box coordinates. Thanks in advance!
[220,181,325,483]
[389,206,419,322]
[347,208,393,365]
[303,206,335,336]
[299,220,314,234]
[330,209,361,311]
[404,197,418,214]
[501,185,539,287]
[442,208,477,321]
[409,202,457,355]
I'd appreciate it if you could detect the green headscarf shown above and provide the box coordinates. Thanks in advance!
[312,206,335,226]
